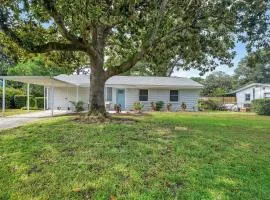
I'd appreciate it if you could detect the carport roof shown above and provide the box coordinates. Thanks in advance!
[0,76,73,87]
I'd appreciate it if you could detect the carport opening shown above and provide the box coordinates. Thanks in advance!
[0,76,75,117]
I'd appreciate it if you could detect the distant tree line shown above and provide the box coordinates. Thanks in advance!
[191,49,270,97]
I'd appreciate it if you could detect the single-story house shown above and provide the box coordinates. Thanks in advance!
[231,83,270,108]
[1,75,203,113]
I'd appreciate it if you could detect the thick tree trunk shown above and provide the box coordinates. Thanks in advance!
[88,66,107,117]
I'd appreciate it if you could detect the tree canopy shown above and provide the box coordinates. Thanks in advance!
[235,49,270,85]
[1,0,269,115]
[192,71,237,97]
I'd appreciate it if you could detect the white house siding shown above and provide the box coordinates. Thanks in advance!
[236,86,270,107]
[48,87,201,111]
[123,88,200,111]
[47,87,89,110]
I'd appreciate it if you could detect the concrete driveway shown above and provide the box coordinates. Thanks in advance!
[0,110,69,131]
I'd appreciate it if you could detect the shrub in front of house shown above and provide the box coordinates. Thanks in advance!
[181,102,187,111]
[114,104,121,113]
[151,101,164,111]
[14,95,35,109]
[198,99,221,111]
[70,101,85,113]
[166,103,172,111]
[252,99,270,115]
[133,102,144,112]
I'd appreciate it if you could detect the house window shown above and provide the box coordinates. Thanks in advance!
[170,90,179,102]
[245,93,251,101]
[264,93,270,99]
[253,88,255,99]
[139,89,148,101]
[106,87,112,101]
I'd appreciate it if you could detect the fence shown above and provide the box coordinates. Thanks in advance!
[200,97,237,104]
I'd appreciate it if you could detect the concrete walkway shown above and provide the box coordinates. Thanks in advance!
[0,110,70,131]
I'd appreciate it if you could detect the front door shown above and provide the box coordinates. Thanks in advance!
[116,89,125,109]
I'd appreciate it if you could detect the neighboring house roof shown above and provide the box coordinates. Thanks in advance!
[0,74,203,89]
[230,83,270,94]
[54,75,203,89]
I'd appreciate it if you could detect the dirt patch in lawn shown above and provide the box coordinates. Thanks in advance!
[72,115,139,124]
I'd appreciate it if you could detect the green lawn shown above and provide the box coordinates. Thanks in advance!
[0,112,269,199]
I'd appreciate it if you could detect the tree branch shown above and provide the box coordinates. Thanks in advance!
[42,0,83,44]
[106,0,169,77]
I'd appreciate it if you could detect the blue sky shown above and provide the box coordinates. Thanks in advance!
[173,42,247,78]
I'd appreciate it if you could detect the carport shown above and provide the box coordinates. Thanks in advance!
[0,76,75,117]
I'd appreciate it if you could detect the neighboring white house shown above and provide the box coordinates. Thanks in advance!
[232,83,270,108]
[1,75,203,112]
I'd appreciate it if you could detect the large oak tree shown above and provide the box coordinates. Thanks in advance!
[0,0,269,116]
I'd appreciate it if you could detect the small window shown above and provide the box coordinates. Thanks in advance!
[264,93,270,99]
[253,88,255,99]
[245,93,251,101]
[139,89,148,101]
[106,87,112,101]
[170,90,179,102]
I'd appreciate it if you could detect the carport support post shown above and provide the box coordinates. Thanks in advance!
[43,86,46,111]
[51,87,54,116]
[2,78,5,117]
[76,86,79,103]
[27,83,30,112]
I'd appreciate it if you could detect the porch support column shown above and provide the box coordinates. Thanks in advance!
[2,78,5,117]
[76,86,79,103]
[44,86,46,111]
[51,87,54,116]
[27,83,30,112]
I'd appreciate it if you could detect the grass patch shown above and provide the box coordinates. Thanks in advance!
[0,112,269,199]
[2,109,39,117]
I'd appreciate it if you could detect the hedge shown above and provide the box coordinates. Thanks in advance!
[0,88,24,108]
[35,97,45,109]
[14,95,35,109]
[252,99,270,115]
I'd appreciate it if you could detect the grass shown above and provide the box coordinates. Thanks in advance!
[2,109,39,117]
[0,112,269,199]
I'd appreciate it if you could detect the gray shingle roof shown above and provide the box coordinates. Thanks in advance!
[54,75,203,88]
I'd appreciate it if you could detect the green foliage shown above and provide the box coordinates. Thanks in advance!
[1,0,269,75]
[7,55,73,76]
[151,101,164,111]
[198,71,237,97]
[252,99,270,116]
[35,97,45,109]
[235,49,270,85]
[198,99,221,111]
[0,88,24,108]
[14,95,35,109]
[133,101,144,112]
[70,101,85,113]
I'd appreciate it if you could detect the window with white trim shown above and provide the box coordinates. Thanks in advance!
[139,89,148,101]
[106,87,112,101]
[170,90,179,102]
[264,92,270,98]
[245,93,251,101]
